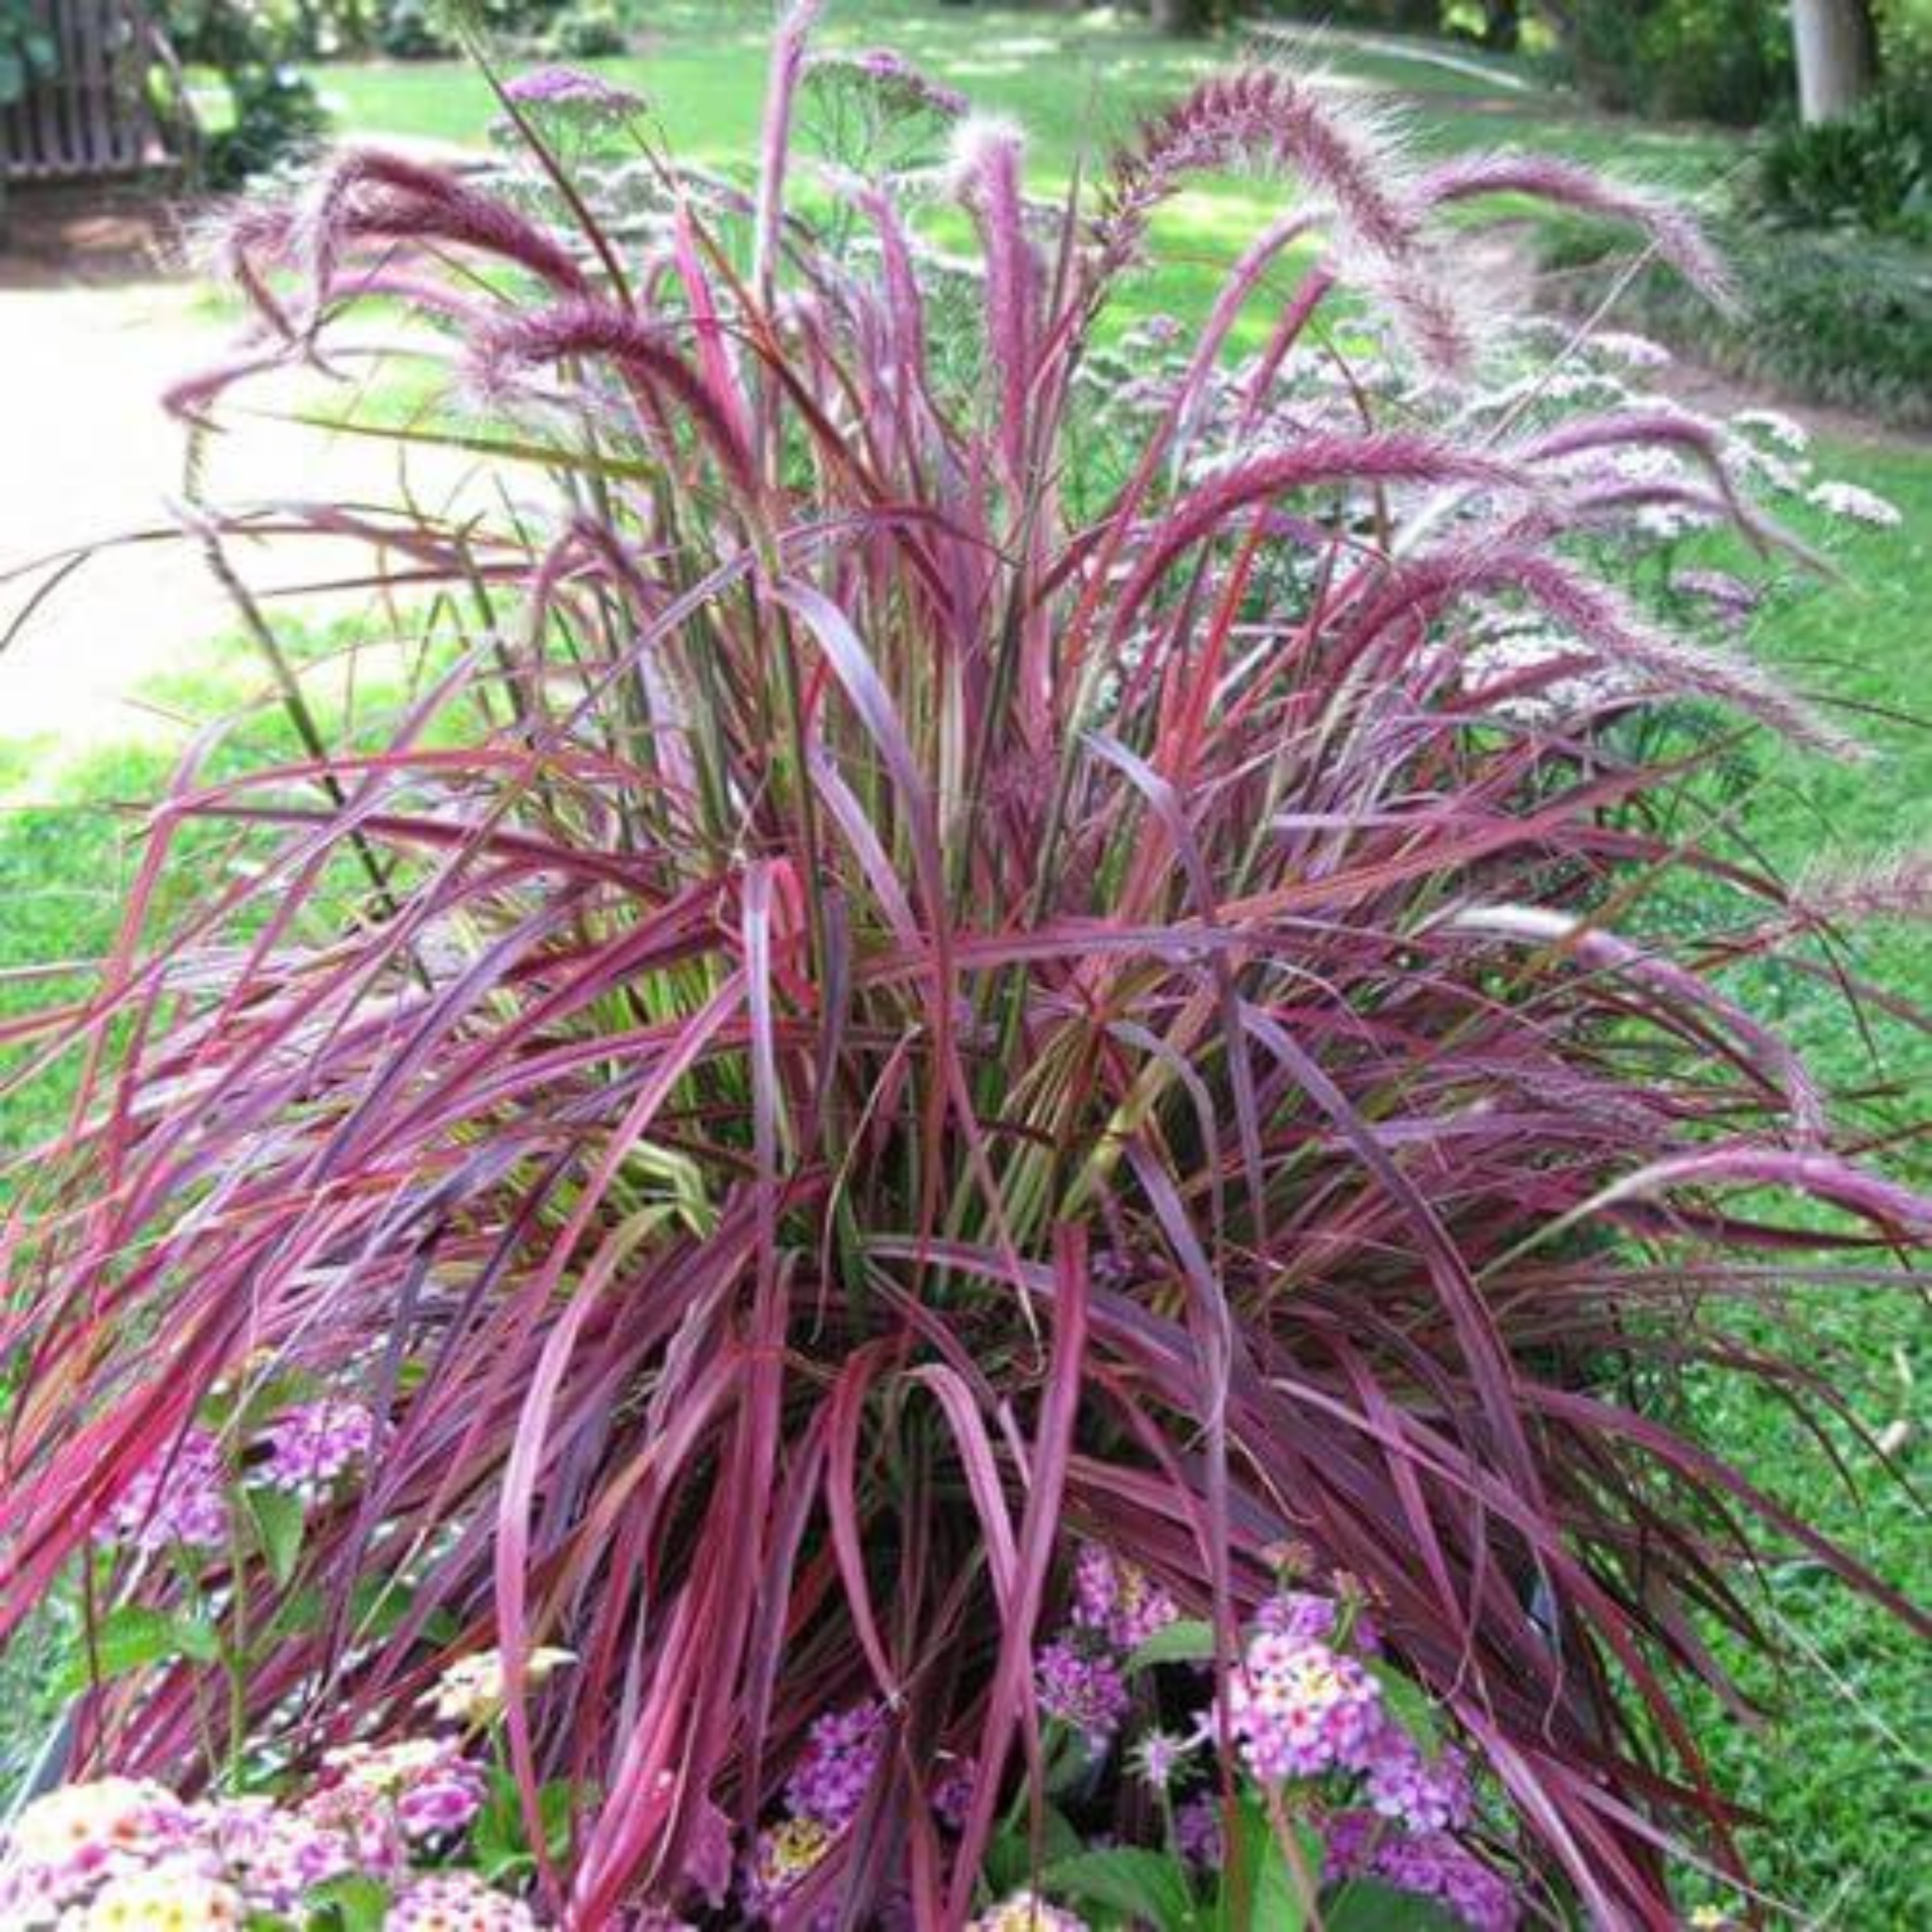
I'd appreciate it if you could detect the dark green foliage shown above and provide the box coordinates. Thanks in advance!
[0,0,57,106]
[1259,1,1451,32]
[547,0,625,58]
[375,0,452,57]
[208,62,329,186]
[1540,0,1793,123]
[1750,82,1932,240]
[1536,212,1932,424]
[163,0,330,184]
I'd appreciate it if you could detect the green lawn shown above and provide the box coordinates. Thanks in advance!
[3,2,1926,1921]
[1669,446,1932,1922]
[308,0,1737,283]
[310,0,1734,176]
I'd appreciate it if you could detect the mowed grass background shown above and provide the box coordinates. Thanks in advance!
[3,1,1926,1918]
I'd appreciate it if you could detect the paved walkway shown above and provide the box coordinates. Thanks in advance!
[0,191,480,773]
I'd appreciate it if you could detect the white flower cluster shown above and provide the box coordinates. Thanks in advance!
[1460,615,1640,729]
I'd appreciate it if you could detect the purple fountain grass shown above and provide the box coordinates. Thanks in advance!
[0,18,1926,1932]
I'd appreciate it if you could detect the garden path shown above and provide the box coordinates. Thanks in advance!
[0,189,486,778]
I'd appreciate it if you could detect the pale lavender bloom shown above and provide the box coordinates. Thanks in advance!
[1130,1726,1198,1792]
[1731,406,1809,454]
[1670,567,1761,631]
[804,46,967,120]
[259,1398,375,1491]
[106,1428,230,1552]
[1585,329,1672,369]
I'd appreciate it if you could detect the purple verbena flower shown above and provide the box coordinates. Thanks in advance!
[210,1797,359,1915]
[1319,1806,1377,1880]
[930,1754,975,1831]
[1372,1831,1520,1931]
[315,1736,486,1846]
[1034,1635,1129,1751]
[105,1429,230,1552]
[783,1701,886,1832]
[1175,1793,1223,1870]
[1253,1588,1341,1647]
[394,1751,489,1842]
[258,1398,374,1492]
[1070,1545,1178,1652]
[298,1775,409,1886]
[1361,1732,1474,1836]
[386,1870,543,1929]
[743,1815,833,1922]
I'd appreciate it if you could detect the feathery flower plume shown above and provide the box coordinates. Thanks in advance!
[949,114,1037,473]
[1417,151,1736,312]
[1790,850,1932,927]
[1101,67,1472,369]
[471,299,761,497]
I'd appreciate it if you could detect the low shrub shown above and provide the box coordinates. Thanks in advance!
[164,0,330,185]
[374,0,571,60]
[543,0,625,58]
[1,16,1927,1930]
[1748,83,1932,242]
[376,0,454,59]
[1535,210,1932,425]
[206,62,331,189]
[1537,0,1793,124]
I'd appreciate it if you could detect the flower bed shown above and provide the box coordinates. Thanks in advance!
[0,5,1926,1926]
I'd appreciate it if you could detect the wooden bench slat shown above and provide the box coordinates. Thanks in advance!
[2,0,184,183]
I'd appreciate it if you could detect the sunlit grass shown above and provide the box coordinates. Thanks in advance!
[2,4,1925,1915]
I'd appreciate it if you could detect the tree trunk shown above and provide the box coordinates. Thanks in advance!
[1792,0,1879,123]
[1149,0,1203,34]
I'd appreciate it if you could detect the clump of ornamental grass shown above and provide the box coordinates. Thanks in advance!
[2,6,1929,1927]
